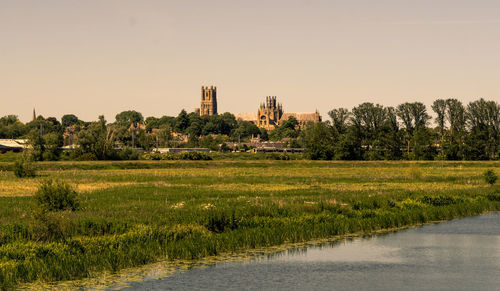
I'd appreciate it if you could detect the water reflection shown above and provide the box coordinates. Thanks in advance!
[117,213,499,290]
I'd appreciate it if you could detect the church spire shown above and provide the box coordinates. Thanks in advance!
[32,108,36,121]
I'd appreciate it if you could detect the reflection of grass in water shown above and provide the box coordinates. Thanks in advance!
[41,222,441,290]
[0,160,498,289]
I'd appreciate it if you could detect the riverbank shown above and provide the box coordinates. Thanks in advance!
[24,211,499,290]
[120,212,500,291]
[0,161,499,289]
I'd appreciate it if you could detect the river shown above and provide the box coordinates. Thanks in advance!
[115,213,500,290]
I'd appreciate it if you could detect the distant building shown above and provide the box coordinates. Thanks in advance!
[196,86,218,116]
[156,148,210,153]
[193,86,320,129]
[0,139,28,153]
[235,96,321,130]
[32,108,36,121]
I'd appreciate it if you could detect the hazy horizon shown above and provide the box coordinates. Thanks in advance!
[2,0,500,123]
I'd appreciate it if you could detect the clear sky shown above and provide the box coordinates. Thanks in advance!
[1,0,499,122]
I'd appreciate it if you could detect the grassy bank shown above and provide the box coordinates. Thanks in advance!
[0,160,499,289]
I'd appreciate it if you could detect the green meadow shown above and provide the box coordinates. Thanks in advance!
[0,160,499,289]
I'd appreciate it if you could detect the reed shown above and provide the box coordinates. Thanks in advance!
[0,160,498,289]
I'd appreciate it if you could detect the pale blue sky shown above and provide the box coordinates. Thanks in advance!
[1,0,499,122]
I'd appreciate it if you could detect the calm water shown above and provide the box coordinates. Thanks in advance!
[120,213,500,290]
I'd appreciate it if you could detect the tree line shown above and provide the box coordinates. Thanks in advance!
[305,98,499,160]
[0,97,498,160]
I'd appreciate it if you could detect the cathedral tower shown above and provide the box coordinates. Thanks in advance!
[257,96,283,130]
[200,86,217,116]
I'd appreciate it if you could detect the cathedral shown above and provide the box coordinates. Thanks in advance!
[235,95,321,130]
[196,85,321,130]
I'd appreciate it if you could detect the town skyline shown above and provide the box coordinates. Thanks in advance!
[7,90,495,124]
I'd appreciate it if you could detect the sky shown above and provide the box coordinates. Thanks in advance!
[1,0,500,122]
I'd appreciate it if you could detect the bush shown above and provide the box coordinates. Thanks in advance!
[142,151,212,161]
[178,151,212,160]
[421,195,458,206]
[205,210,240,233]
[266,153,291,160]
[119,147,140,160]
[31,209,72,241]
[483,169,498,186]
[34,179,79,211]
[13,152,37,178]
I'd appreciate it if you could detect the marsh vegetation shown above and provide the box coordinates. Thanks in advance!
[0,160,498,289]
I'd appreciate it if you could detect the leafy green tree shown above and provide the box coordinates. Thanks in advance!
[465,98,500,160]
[26,117,61,136]
[174,110,190,133]
[156,124,173,147]
[432,99,447,139]
[42,132,63,161]
[304,122,334,160]
[145,116,160,132]
[76,116,116,160]
[0,115,27,138]
[270,116,300,140]
[397,102,430,155]
[328,108,350,136]
[27,129,45,161]
[202,113,237,136]
[259,128,269,141]
[436,99,466,160]
[410,127,437,160]
[115,110,144,125]
[61,114,80,128]
[137,131,155,151]
[380,107,403,160]
[233,120,261,140]
[351,102,387,158]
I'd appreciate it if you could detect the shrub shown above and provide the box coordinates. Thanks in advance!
[31,209,71,241]
[483,169,498,186]
[178,151,212,160]
[34,179,79,211]
[486,192,500,201]
[119,147,140,160]
[421,195,458,206]
[205,210,240,233]
[13,152,37,178]
[266,153,291,160]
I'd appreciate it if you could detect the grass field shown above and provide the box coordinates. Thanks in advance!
[0,160,499,289]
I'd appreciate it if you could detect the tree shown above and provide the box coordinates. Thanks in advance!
[27,129,45,161]
[76,116,116,160]
[351,103,387,158]
[270,116,300,140]
[397,102,430,155]
[115,110,144,125]
[174,110,190,133]
[465,98,500,159]
[0,115,27,139]
[410,127,437,160]
[304,122,334,160]
[379,107,403,160]
[233,120,261,140]
[439,99,466,160]
[328,108,350,136]
[43,132,63,161]
[432,99,447,138]
[61,114,80,128]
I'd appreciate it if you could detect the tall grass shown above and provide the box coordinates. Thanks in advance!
[0,160,498,289]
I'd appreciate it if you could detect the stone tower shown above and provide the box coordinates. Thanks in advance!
[258,96,283,130]
[200,86,217,116]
